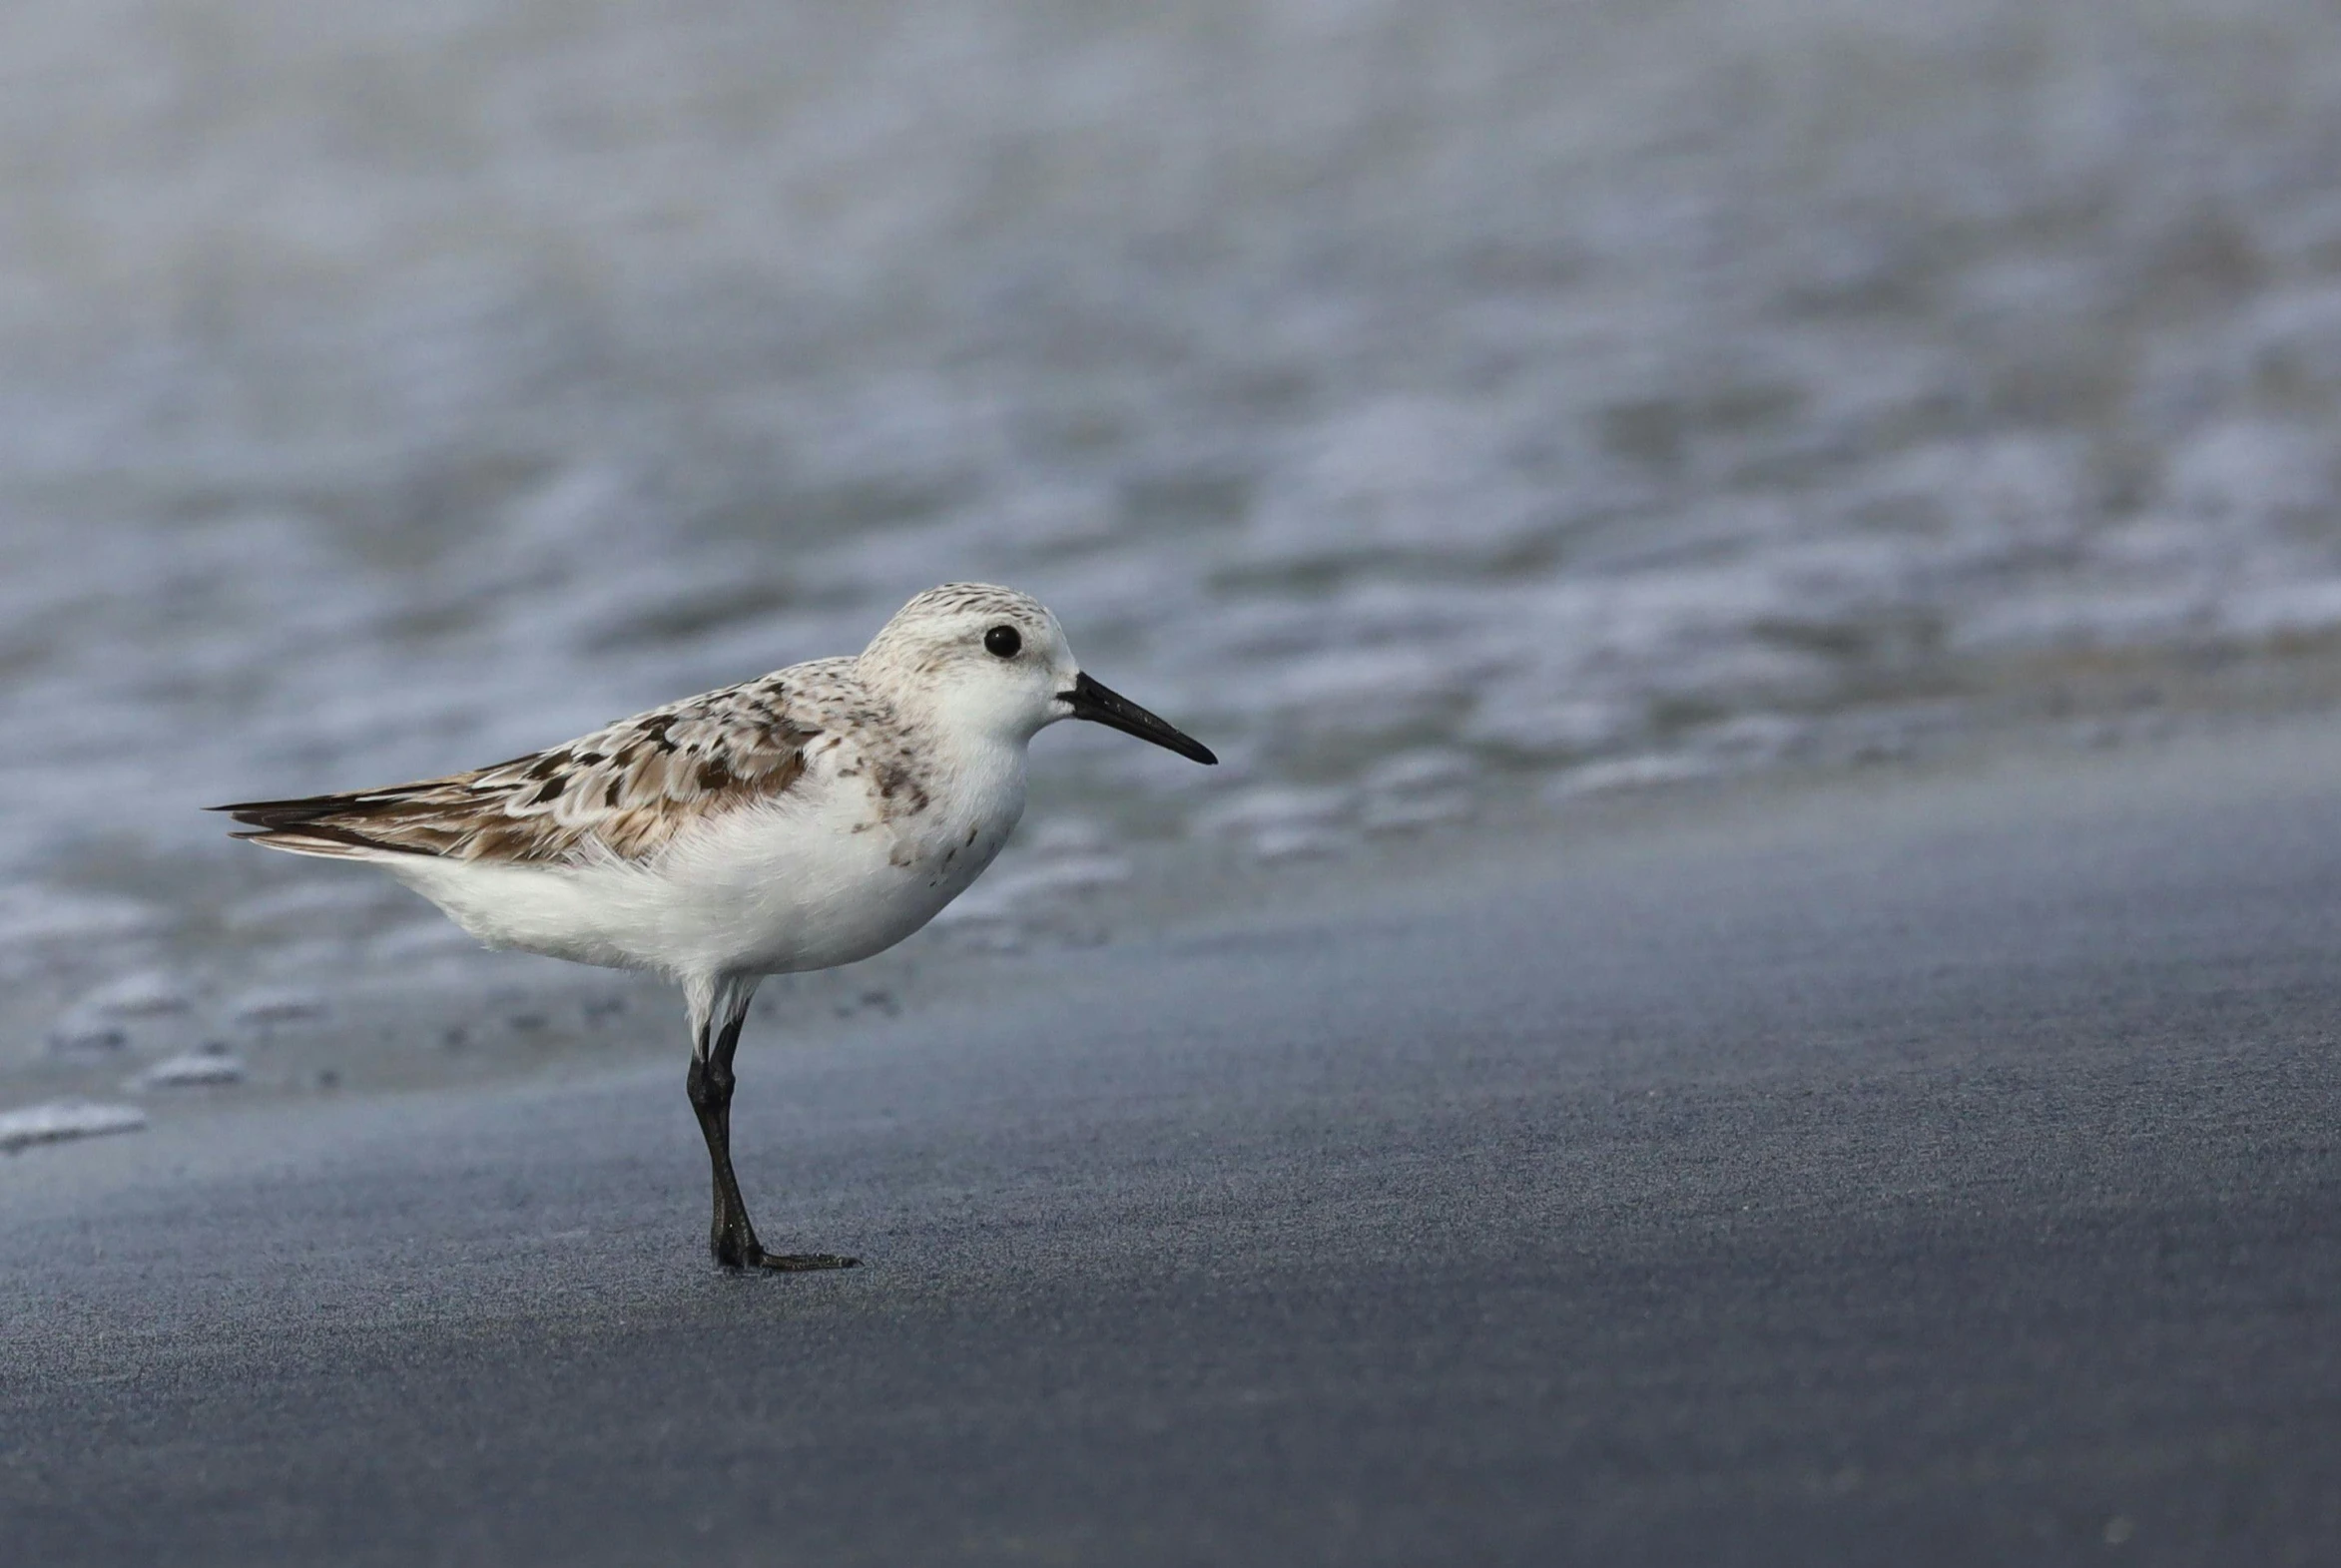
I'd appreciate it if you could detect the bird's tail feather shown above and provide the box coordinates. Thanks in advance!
[210,795,435,861]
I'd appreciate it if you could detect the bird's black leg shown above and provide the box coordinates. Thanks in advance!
[685,1004,858,1274]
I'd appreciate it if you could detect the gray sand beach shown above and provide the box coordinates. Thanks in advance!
[6,720,2339,1565]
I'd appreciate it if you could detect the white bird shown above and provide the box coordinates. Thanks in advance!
[214,584,1216,1271]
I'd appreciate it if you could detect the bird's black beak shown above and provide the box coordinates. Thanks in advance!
[1058,672,1217,765]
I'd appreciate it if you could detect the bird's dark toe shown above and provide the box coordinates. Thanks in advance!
[755,1251,859,1272]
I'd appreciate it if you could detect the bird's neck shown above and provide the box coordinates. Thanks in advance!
[930,723,1030,831]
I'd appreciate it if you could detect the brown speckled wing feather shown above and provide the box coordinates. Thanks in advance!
[215,676,825,864]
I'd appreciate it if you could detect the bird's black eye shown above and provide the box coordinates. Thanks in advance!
[983,625,1022,658]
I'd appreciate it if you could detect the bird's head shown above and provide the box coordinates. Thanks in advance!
[859,584,1216,764]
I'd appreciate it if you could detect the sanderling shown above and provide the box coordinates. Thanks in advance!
[214,584,1215,1271]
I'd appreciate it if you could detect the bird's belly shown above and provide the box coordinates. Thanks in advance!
[726,849,950,974]
[389,784,1018,980]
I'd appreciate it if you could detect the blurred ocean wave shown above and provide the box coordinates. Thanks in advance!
[5,0,2341,1052]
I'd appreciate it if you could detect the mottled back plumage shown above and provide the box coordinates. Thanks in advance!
[218,664,846,864]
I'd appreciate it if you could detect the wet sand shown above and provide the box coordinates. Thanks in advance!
[5,723,2341,1565]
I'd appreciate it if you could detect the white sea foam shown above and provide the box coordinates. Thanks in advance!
[134,1050,247,1091]
[0,1101,148,1154]
[228,989,330,1026]
[74,970,199,1018]
[0,887,170,950]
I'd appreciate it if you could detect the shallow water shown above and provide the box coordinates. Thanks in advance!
[6,0,2341,1103]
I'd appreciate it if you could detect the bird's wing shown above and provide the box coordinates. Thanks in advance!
[214,675,828,864]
